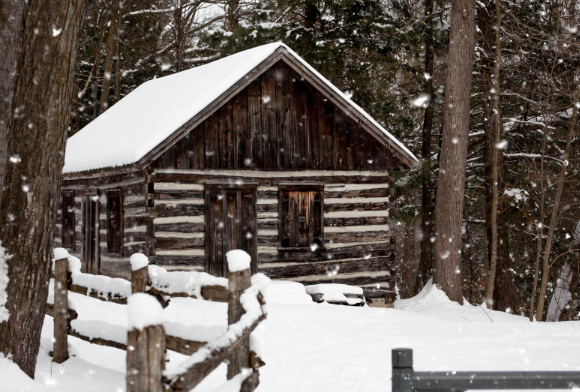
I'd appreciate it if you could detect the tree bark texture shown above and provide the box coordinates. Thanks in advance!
[174,5,185,73]
[227,0,240,31]
[433,0,476,304]
[536,87,579,320]
[0,0,86,377]
[417,0,435,293]
[0,1,26,206]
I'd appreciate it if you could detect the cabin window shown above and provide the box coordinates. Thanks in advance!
[61,191,75,250]
[279,185,323,249]
[107,189,123,254]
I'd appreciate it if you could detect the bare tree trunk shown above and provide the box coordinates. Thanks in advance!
[174,4,184,73]
[227,0,240,31]
[433,0,476,304]
[478,0,516,312]
[417,0,435,292]
[536,86,580,320]
[484,0,501,308]
[529,131,547,321]
[0,0,86,377]
[99,0,121,114]
[0,1,26,206]
[92,21,106,119]
[114,3,123,103]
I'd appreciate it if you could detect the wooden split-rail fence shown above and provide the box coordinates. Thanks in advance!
[49,255,266,392]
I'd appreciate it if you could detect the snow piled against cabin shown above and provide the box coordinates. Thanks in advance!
[3,280,580,392]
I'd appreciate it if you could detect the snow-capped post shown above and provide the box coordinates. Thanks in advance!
[53,248,71,364]
[126,293,165,392]
[391,348,413,392]
[226,250,252,380]
[130,253,149,294]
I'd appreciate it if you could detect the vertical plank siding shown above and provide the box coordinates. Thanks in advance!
[152,61,397,172]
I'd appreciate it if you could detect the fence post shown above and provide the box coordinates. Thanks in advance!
[392,348,413,392]
[227,264,252,380]
[126,294,165,392]
[130,253,149,294]
[53,256,70,363]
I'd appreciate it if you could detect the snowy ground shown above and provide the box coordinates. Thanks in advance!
[2,280,580,392]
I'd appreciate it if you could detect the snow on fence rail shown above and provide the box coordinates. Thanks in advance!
[391,348,580,392]
[50,249,228,305]
[49,248,268,392]
[48,250,224,359]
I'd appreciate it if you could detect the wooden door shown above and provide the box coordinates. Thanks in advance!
[280,185,323,249]
[82,194,100,274]
[205,185,257,277]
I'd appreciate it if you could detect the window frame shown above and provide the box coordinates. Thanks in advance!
[106,189,124,255]
[61,191,75,250]
[277,184,324,251]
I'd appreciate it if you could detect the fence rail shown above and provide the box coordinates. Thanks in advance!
[49,250,266,392]
[48,258,209,356]
[392,348,580,392]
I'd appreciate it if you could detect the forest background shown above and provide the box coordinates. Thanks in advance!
[2,0,580,377]
[72,0,580,321]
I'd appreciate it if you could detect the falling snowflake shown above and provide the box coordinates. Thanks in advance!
[411,94,430,107]
[495,140,508,149]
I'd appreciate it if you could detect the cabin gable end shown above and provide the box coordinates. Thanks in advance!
[149,60,403,171]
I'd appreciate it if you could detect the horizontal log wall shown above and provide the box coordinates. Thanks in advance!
[151,182,205,270]
[149,170,396,294]
[56,170,149,278]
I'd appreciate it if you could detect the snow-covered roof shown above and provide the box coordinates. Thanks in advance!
[64,42,417,174]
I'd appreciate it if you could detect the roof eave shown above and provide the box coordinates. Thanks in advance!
[62,162,143,180]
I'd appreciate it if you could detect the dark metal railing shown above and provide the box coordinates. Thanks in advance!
[392,348,580,392]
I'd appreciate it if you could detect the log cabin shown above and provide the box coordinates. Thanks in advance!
[55,42,417,305]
